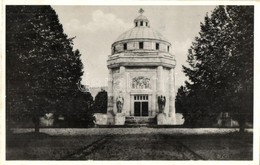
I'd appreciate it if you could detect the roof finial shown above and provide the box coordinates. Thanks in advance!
[139,8,144,15]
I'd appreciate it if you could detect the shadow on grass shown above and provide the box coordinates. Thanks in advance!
[6,131,52,148]
[161,131,253,145]
[6,131,104,160]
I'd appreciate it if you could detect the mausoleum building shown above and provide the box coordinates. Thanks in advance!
[103,9,176,125]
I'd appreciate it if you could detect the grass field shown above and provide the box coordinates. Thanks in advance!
[6,128,253,160]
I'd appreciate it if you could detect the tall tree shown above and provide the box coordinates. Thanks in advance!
[224,6,254,132]
[6,6,85,132]
[178,6,253,131]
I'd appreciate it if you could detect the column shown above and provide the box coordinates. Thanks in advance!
[151,94,156,116]
[107,69,113,112]
[156,66,163,113]
[119,66,127,114]
[107,68,114,124]
[125,70,130,116]
[130,95,134,116]
[169,68,176,123]
[151,75,156,116]
[148,94,152,116]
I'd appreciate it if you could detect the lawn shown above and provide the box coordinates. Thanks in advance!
[81,133,253,160]
[165,133,253,160]
[6,128,253,160]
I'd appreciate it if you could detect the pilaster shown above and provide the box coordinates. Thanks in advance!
[169,68,176,122]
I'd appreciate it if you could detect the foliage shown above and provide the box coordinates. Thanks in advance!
[64,91,95,127]
[93,89,108,113]
[6,6,93,129]
[176,6,253,129]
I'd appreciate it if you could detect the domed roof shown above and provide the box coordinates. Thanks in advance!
[114,9,169,44]
[115,27,168,43]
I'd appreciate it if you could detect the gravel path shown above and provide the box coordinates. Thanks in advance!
[65,134,207,160]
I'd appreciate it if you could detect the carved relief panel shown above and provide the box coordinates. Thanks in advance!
[132,76,151,89]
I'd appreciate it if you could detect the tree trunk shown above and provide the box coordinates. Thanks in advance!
[239,115,245,133]
[33,115,40,133]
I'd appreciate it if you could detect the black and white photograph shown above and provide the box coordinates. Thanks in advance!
[2,1,259,163]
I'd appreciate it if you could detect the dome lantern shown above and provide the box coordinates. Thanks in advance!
[134,8,149,27]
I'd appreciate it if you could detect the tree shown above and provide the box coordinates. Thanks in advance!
[224,6,254,132]
[93,89,108,113]
[179,6,253,131]
[6,6,86,132]
[176,86,216,127]
[175,86,188,114]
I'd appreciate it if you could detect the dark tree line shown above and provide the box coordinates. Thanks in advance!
[176,6,253,132]
[93,89,108,113]
[6,6,95,132]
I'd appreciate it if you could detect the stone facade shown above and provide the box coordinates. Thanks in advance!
[105,9,176,125]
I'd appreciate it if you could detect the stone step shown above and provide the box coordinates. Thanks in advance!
[125,116,156,125]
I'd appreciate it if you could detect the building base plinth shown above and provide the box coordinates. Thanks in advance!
[157,113,176,125]
[115,113,126,125]
[94,113,108,125]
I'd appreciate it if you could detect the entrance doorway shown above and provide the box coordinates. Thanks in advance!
[134,95,149,116]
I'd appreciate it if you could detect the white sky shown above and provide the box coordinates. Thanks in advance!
[52,6,216,87]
